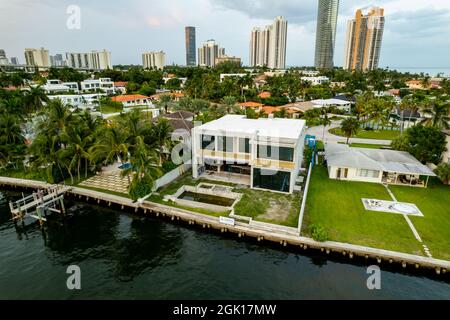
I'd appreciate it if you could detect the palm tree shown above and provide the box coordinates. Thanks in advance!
[221,96,237,113]
[0,113,25,145]
[151,118,173,166]
[341,117,360,144]
[159,94,172,114]
[320,111,332,141]
[24,85,48,115]
[420,100,450,129]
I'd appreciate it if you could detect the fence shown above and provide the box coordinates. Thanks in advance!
[297,161,313,235]
[153,162,192,191]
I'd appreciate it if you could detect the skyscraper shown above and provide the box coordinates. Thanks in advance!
[65,50,111,70]
[142,51,166,70]
[185,26,196,66]
[198,40,225,67]
[24,48,51,68]
[249,16,287,69]
[0,49,8,65]
[344,7,385,71]
[314,0,339,69]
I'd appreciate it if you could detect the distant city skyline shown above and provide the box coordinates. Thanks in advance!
[1,0,450,75]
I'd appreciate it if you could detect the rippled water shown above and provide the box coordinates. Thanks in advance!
[0,190,449,300]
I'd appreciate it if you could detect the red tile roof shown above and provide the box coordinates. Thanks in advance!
[111,94,149,102]
[114,81,128,87]
[239,101,264,108]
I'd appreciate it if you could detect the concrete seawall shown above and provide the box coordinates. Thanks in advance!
[1,176,449,276]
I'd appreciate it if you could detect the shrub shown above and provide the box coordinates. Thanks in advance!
[309,224,329,242]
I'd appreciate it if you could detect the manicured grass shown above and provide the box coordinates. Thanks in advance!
[74,185,132,199]
[350,143,390,149]
[390,182,450,260]
[303,166,424,255]
[234,189,300,228]
[329,127,401,140]
[0,168,47,182]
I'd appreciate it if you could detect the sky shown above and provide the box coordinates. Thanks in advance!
[1,0,450,74]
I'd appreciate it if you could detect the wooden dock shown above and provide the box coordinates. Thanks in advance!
[0,176,449,275]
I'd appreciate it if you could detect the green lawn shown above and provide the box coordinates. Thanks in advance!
[303,166,425,256]
[99,105,123,114]
[350,143,390,149]
[390,182,450,260]
[234,189,300,227]
[329,128,401,140]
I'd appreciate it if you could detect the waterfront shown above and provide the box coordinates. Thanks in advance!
[0,190,449,300]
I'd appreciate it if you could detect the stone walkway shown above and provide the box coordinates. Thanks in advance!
[79,172,130,194]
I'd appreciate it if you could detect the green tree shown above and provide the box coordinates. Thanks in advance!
[399,125,446,164]
[159,94,172,114]
[434,163,450,185]
[221,96,237,113]
[340,117,360,144]
[419,100,450,129]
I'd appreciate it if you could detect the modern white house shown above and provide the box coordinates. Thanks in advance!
[81,78,115,94]
[47,93,106,109]
[324,144,436,187]
[311,98,352,113]
[301,76,330,86]
[42,79,79,94]
[191,115,307,193]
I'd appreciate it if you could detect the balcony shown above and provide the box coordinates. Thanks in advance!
[202,150,250,162]
[252,158,295,170]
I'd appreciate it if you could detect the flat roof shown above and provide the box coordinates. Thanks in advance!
[195,115,305,140]
[325,144,436,176]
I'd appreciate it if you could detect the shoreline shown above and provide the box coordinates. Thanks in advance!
[1,176,449,277]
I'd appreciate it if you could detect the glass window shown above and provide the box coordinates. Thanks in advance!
[217,136,233,152]
[253,168,290,192]
[201,135,215,150]
[238,138,250,153]
[257,145,294,162]
[356,169,379,178]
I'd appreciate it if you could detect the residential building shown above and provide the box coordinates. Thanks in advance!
[314,0,339,69]
[24,48,51,68]
[191,115,307,193]
[10,57,19,65]
[185,26,196,66]
[48,93,106,109]
[344,7,385,71]
[111,94,160,117]
[113,81,128,94]
[142,51,166,70]
[215,55,241,66]
[50,54,65,67]
[249,16,288,69]
[80,78,115,94]
[65,50,111,70]
[324,144,435,187]
[310,98,352,113]
[198,40,225,67]
[43,79,79,94]
[0,49,8,65]
[442,130,450,164]
[300,76,330,86]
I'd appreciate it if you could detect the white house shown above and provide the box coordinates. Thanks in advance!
[111,94,160,118]
[311,98,352,113]
[47,93,106,109]
[191,115,307,193]
[42,80,79,94]
[81,78,115,94]
[324,144,436,187]
[301,76,329,86]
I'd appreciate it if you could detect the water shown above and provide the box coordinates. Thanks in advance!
[0,190,449,300]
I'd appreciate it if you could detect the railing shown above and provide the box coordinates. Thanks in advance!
[202,150,250,161]
[252,159,295,170]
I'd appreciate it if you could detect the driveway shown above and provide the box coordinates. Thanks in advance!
[306,121,392,145]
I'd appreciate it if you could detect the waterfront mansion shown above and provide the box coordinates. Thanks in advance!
[191,115,307,193]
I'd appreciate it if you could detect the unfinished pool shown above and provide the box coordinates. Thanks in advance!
[179,191,235,207]
[165,184,243,213]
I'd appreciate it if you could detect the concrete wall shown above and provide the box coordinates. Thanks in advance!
[328,166,382,183]
[154,162,192,191]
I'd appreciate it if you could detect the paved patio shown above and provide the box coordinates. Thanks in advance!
[79,171,130,194]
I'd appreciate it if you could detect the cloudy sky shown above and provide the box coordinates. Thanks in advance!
[1,0,450,73]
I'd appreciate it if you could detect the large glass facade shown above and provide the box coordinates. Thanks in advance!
[257,145,294,162]
[252,168,291,192]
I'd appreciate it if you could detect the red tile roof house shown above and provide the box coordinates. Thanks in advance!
[111,94,160,118]
[113,81,128,94]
